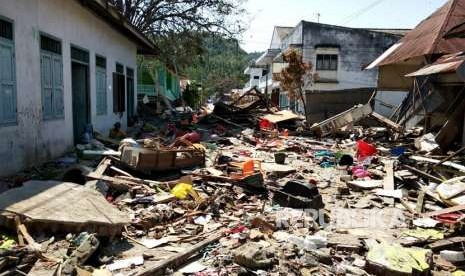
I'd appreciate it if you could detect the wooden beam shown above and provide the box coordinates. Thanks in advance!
[135,231,224,276]
[422,204,465,217]
[383,160,395,190]
[403,165,443,183]
[416,190,426,214]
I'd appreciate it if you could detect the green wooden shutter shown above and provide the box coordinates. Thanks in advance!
[0,40,16,124]
[52,56,64,118]
[41,52,53,119]
[41,35,63,120]
[96,67,107,115]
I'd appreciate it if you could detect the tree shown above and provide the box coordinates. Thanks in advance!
[108,1,246,87]
[182,35,253,101]
[274,49,317,119]
[108,0,244,37]
[183,81,202,108]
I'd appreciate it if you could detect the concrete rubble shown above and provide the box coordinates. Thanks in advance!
[1,101,465,276]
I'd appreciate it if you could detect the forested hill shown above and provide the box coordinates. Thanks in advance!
[182,35,263,98]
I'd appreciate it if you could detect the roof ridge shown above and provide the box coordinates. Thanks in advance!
[431,0,458,57]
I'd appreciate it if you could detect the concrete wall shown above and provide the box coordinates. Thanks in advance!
[300,21,400,91]
[305,89,373,123]
[0,0,138,176]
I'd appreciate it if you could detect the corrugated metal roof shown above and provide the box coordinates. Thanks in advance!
[405,52,465,77]
[375,0,465,67]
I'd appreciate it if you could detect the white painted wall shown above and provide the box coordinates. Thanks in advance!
[0,0,138,176]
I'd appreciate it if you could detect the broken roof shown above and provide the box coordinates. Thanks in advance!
[371,0,465,67]
[76,0,156,54]
[405,52,465,77]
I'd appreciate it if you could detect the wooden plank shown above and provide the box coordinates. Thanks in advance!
[416,190,426,214]
[94,158,111,176]
[17,223,42,251]
[410,156,465,173]
[383,160,395,190]
[403,165,443,183]
[400,198,417,215]
[311,104,373,137]
[427,237,465,252]
[135,231,224,276]
[422,204,465,217]
[369,112,403,132]
[432,145,465,169]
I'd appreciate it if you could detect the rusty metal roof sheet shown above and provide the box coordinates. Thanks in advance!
[405,52,465,77]
[376,0,465,66]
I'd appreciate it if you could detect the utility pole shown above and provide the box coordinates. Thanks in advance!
[316,13,321,23]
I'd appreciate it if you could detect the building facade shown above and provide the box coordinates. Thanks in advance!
[244,22,406,122]
[0,0,154,176]
[138,60,182,103]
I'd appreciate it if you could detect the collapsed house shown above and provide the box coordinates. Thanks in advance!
[367,0,465,151]
[0,0,156,176]
[244,22,408,122]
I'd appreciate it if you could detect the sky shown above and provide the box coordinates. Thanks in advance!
[240,0,449,53]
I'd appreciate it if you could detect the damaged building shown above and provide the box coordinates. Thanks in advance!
[244,21,408,123]
[0,0,155,176]
[367,0,465,151]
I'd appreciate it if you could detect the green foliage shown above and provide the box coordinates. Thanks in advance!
[181,35,260,100]
[183,81,202,108]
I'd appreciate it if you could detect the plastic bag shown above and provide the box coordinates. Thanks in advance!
[356,140,377,160]
[171,183,201,201]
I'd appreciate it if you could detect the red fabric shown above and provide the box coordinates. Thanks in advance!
[259,119,273,130]
[356,140,377,160]
[184,132,201,143]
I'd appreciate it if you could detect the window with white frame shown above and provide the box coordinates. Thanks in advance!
[316,54,338,71]
[315,47,339,82]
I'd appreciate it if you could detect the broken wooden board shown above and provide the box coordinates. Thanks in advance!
[311,104,373,137]
[383,160,395,190]
[427,237,465,252]
[410,156,465,173]
[422,204,465,218]
[260,110,303,124]
[0,181,130,236]
[369,111,403,133]
[261,163,296,177]
[135,231,224,276]
[347,180,383,190]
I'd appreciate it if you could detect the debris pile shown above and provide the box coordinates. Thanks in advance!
[1,101,465,276]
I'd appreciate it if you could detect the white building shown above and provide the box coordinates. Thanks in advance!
[244,23,408,122]
[0,0,155,176]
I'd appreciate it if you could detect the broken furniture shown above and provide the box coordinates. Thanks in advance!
[120,146,205,173]
[311,104,373,137]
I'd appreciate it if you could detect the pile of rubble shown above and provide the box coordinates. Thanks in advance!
[1,102,465,276]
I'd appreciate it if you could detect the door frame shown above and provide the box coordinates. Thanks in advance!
[126,66,135,124]
[70,45,90,143]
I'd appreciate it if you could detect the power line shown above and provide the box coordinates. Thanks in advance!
[338,0,387,25]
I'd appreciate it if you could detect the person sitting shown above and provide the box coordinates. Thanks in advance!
[109,122,126,140]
